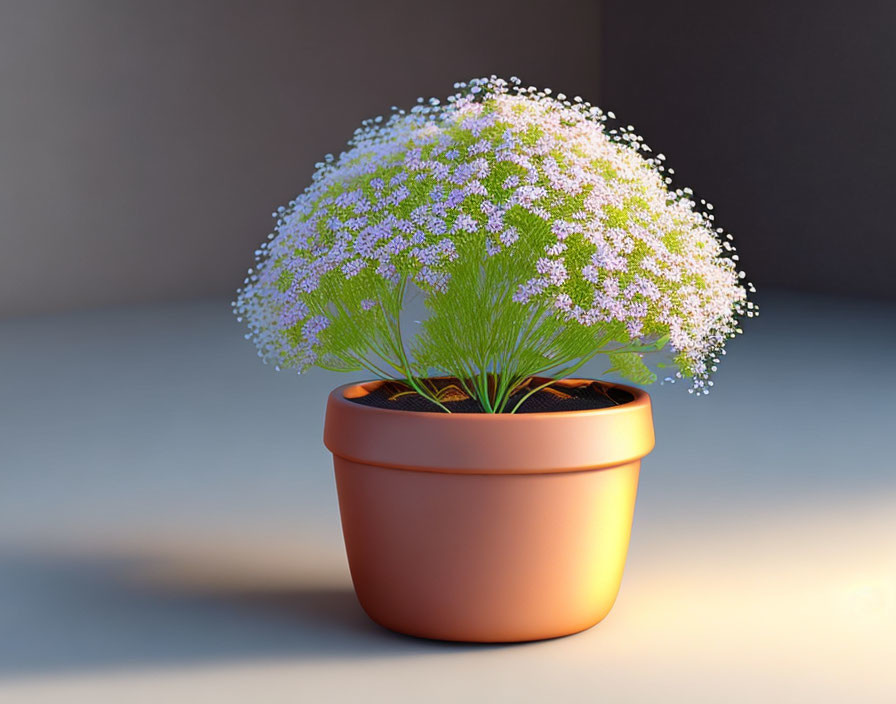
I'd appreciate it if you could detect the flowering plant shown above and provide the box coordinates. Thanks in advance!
[235,77,754,412]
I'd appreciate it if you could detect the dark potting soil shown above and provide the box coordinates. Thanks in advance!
[348,379,634,414]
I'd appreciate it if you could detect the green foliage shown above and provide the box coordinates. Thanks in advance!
[236,77,752,411]
[413,240,613,413]
[605,351,657,385]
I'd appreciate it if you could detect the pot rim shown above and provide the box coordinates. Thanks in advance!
[324,377,655,474]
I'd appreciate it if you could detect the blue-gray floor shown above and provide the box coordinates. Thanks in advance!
[1,291,894,702]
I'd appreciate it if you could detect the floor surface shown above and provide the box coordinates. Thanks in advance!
[1,290,894,702]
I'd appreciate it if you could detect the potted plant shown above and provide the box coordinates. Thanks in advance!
[235,76,754,642]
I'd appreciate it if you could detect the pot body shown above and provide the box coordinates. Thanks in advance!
[324,379,654,642]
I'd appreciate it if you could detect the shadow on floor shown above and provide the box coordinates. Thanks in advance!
[0,550,513,678]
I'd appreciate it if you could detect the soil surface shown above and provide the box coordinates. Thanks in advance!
[348,378,634,414]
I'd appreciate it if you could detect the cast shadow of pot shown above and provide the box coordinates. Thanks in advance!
[208,584,511,653]
[0,551,509,679]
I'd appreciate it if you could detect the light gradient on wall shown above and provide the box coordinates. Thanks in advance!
[0,0,601,317]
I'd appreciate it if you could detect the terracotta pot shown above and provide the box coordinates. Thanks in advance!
[323,378,654,642]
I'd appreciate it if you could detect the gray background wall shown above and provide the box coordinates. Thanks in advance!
[0,0,601,317]
[601,0,896,300]
[2,1,895,317]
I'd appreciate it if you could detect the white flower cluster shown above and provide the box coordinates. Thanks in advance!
[235,77,753,391]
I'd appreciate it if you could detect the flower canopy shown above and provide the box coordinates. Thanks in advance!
[235,77,754,411]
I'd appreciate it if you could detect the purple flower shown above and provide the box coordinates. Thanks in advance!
[503,174,520,189]
[342,259,365,278]
[536,258,568,286]
[452,213,477,233]
[302,315,329,344]
[445,189,466,209]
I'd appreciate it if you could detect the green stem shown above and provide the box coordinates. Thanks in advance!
[386,277,452,413]
[508,354,595,414]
